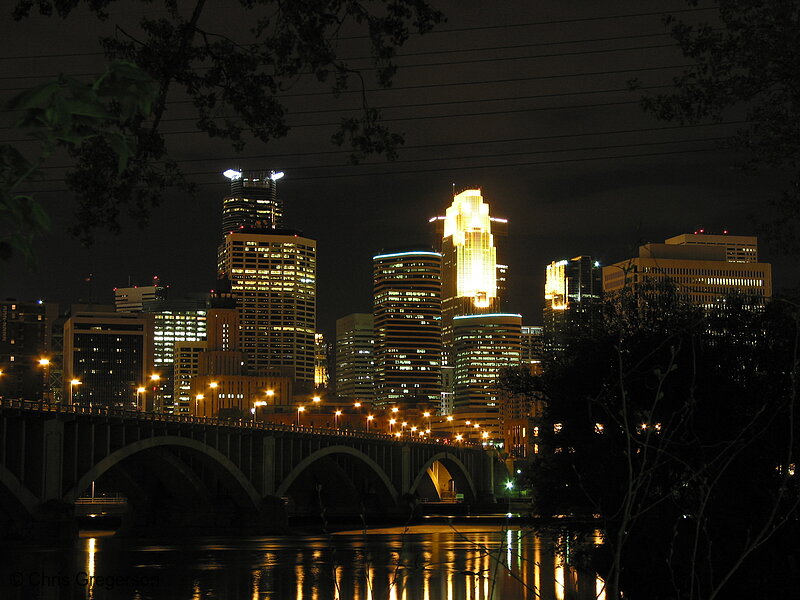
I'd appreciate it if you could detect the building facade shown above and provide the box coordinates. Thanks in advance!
[603,233,772,308]
[63,308,154,409]
[221,169,284,236]
[0,299,59,401]
[335,313,375,403]
[542,256,603,354]
[373,250,443,408]
[451,313,522,441]
[218,229,316,391]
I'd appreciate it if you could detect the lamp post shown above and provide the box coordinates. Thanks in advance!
[252,400,267,423]
[423,411,431,431]
[149,374,161,412]
[447,415,454,437]
[38,358,50,402]
[312,395,321,414]
[69,379,81,406]
[334,409,342,429]
[389,418,396,434]
[136,387,146,411]
[366,414,374,433]
[354,401,361,415]
[297,405,305,427]
[195,393,204,416]
[401,421,408,437]
[209,382,218,417]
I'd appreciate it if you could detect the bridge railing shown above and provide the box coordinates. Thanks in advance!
[0,399,479,447]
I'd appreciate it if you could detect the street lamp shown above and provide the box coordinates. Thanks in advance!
[209,382,219,417]
[38,358,50,402]
[69,379,81,406]
[447,415,454,437]
[195,393,204,416]
[366,414,374,433]
[455,434,463,443]
[401,421,408,436]
[297,405,305,427]
[423,411,431,431]
[150,374,161,412]
[354,401,361,414]
[312,395,321,413]
[136,387,146,411]
[252,400,267,423]
[389,418,396,434]
[334,409,342,428]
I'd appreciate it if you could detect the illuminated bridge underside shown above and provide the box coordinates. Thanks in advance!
[0,404,493,538]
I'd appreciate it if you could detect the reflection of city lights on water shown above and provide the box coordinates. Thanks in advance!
[86,537,96,599]
[555,555,565,600]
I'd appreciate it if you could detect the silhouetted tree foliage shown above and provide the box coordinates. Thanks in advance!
[527,284,800,599]
[632,0,800,247]
[6,0,444,251]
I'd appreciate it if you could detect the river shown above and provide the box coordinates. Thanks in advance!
[1,523,605,599]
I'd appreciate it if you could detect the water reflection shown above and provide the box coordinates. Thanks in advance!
[2,525,603,600]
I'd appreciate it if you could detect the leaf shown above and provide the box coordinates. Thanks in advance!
[6,81,60,112]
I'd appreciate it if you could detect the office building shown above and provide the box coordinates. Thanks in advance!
[189,283,291,417]
[603,233,772,308]
[314,332,330,390]
[335,313,375,403]
[114,280,167,312]
[542,256,603,354]
[434,189,503,343]
[373,249,442,408]
[451,313,522,441]
[221,169,284,236]
[0,299,59,401]
[218,229,316,391]
[63,307,154,409]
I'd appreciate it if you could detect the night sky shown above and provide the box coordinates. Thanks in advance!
[1,0,794,340]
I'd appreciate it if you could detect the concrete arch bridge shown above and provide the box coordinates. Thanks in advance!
[0,402,496,539]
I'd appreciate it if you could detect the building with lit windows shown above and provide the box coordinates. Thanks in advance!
[63,307,154,409]
[603,233,772,308]
[314,332,330,390]
[218,229,316,391]
[114,280,166,312]
[335,313,375,403]
[542,256,602,354]
[188,283,291,418]
[146,300,207,413]
[0,299,59,401]
[221,169,284,236]
[433,189,503,344]
[451,313,522,441]
[373,249,442,408]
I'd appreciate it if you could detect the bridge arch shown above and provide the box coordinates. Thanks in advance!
[0,464,39,519]
[275,445,400,509]
[409,452,477,501]
[63,436,261,509]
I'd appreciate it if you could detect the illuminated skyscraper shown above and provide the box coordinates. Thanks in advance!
[221,169,285,237]
[335,313,375,403]
[218,229,316,391]
[542,256,602,354]
[452,313,522,440]
[373,249,442,408]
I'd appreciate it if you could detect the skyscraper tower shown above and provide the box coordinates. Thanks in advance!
[217,169,316,393]
[218,230,316,390]
[373,249,442,408]
[542,256,603,354]
[435,189,502,345]
[221,169,285,237]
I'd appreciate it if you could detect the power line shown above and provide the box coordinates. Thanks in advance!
[32,120,743,171]
[24,138,726,185]
[0,41,680,87]
[0,6,716,62]
[19,146,722,193]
